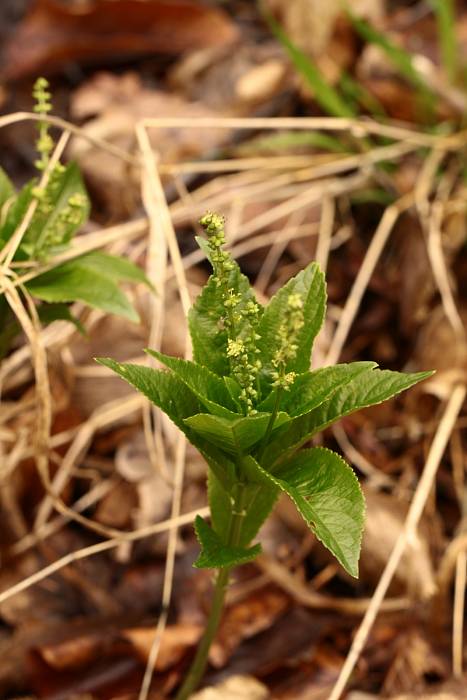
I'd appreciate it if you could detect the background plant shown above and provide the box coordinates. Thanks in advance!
[99,212,431,699]
[0,77,148,359]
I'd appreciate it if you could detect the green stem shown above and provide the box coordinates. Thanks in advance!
[174,484,248,700]
[256,387,282,464]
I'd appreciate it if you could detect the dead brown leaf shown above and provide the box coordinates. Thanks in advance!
[191,674,269,700]
[123,623,202,671]
[210,587,290,667]
[68,71,230,216]
[1,0,239,81]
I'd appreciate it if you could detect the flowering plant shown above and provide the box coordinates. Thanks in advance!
[0,78,147,358]
[99,213,431,698]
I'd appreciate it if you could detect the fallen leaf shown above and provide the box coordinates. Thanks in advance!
[210,587,290,667]
[191,674,269,700]
[1,0,239,80]
[68,71,230,217]
[123,623,202,671]
[38,633,105,671]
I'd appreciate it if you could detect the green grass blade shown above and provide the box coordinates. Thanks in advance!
[430,0,458,84]
[349,13,435,118]
[264,10,355,118]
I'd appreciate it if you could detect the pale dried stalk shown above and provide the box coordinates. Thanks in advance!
[34,394,144,533]
[315,196,335,273]
[0,507,209,607]
[141,116,440,147]
[162,140,420,179]
[255,208,309,294]
[2,218,148,294]
[452,549,466,677]
[0,131,71,267]
[34,394,143,536]
[0,111,138,165]
[328,384,466,700]
[325,193,414,366]
[256,553,409,615]
[135,123,191,700]
[12,478,117,556]
[427,201,465,338]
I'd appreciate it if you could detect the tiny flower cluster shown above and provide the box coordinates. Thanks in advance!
[29,77,88,259]
[200,213,262,415]
[271,293,304,390]
[31,169,87,258]
[32,77,53,172]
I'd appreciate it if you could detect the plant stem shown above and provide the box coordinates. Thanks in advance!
[256,387,282,463]
[174,484,248,700]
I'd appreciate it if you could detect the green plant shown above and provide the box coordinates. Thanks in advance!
[0,78,148,358]
[98,213,432,698]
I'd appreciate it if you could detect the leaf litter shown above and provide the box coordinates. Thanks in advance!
[0,0,466,698]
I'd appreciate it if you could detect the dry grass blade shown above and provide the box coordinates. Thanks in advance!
[141,116,440,146]
[0,111,138,165]
[135,123,191,700]
[325,193,414,366]
[328,384,466,700]
[0,507,209,607]
[452,549,466,677]
[0,130,70,267]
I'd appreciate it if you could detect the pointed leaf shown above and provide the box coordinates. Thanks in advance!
[185,411,290,456]
[257,262,326,386]
[245,448,364,577]
[258,361,377,415]
[189,261,260,377]
[76,251,150,286]
[262,368,433,467]
[27,255,139,321]
[97,358,236,491]
[193,516,261,569]
[147,349,240,417]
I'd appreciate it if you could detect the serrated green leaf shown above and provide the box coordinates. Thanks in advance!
[262,368,433,467]
[146,349,240,418]
[245,448,364,577]
[189,259,260,377]
[193,515,261,569]
[258,361,377,415]
[26,255,139,321]
[257,262,326,387]
[185,411,290,456]
[97,359,236,491]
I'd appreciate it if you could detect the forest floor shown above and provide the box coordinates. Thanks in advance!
[0,1,466,699]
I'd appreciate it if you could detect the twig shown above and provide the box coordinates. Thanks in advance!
[0,111,138,166]
[328,384,466,700]
[325,193,414,365]
[136,123,191,700]
[0,507,209,607]
[452,549,466,677]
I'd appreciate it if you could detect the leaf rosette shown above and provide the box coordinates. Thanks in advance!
[98,213,432,577]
